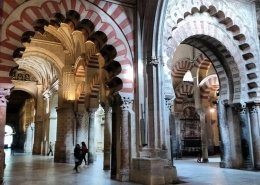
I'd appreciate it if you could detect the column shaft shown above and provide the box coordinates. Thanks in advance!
[103,107,112,170]
[217,101,232,167]
[249,105,260,169]
[199,110,208,162]
[88,110,96,163]
[119,109,129,181]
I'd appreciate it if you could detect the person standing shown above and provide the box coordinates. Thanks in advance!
[73,144,82,173]
[47,142,54,156]
[81,142,88,165]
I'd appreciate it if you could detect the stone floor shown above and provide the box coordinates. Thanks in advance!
[3,149,260,185]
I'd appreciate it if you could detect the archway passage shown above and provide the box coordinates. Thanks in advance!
[160,0,260,170]
[6,90,34,153]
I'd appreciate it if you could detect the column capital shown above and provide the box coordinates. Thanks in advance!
[121,97,133,110]
[146,56,160,66]
[165,98,173,111]
[0,87,11,106]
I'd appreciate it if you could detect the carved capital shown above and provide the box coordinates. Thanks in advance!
[147,56,160,66]
[240,103,247,115]
[0,88,11,106]
[165,98,173,111]
[121,97,133,110]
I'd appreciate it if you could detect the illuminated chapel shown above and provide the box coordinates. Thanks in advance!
[1,0,260,185]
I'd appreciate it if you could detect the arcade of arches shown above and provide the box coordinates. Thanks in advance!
[1,0,260,184]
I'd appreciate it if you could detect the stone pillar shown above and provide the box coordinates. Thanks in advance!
[146,58,160,151]
[198,109,208,162]
[226,104,242,168]
[42,93,51,155]
[54,103,75,163]
[88,109,96,164]
[24,123,34,152]
[217,100,232,167]
[119,97,133,181]
[170,112,181,159]
[0,87,11,183]
[249,104,260,169]
[33,84,44,154]
[164,98,173,160]
[76,112,85,144]
[103,106,112,170]
[240,105,253,166]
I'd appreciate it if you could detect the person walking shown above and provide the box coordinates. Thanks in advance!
[47,142,54,156]
[81,142,88,165]
[73,144,82,173]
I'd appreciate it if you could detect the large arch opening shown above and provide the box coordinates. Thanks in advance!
[170,43,221,162]
[6,90,35,154]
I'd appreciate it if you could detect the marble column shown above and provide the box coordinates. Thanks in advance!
[164,98,173,160]
[249,104,260,169]
[119,97,133,181]
[170,112,181,159]
[226,104,242,168]
[217,100,232,167]
[0,87,11,183]
[198,109,208,162]
[88,109,96,164]
[146,58,160,151]
[103,106,112,170]
[240,105,253,165]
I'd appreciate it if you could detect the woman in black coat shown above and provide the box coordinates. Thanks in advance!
[73,144,82,173]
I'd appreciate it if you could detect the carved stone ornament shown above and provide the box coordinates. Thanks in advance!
[165,98,173,110]
[0,88,11,106]
[121,97,133,110]
[147,56,160,66]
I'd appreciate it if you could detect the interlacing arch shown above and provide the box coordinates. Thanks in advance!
[163,1,260,103]
[199,74,219,101]
[172,58,193,81]
[175,82,194,104]
[1,0,134,102]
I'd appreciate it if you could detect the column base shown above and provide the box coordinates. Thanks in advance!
[202,158,208,163]
[130,158,178,185]
[119,169,129,182]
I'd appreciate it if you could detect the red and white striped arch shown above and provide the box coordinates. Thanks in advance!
[199,74,219,100]
[193,53,211,70]
[172,58,193,80]
[175,82,194,104]
[0,0,134,96]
